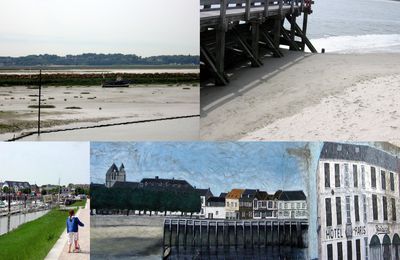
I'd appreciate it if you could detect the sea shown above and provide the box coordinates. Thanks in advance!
[307,0,400,53]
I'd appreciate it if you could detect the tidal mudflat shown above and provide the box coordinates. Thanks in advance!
[91,215,163,260]
[0,85,199,141]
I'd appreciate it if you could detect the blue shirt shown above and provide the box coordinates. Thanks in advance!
[66,216,84,233]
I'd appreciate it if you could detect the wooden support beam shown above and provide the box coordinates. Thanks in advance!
[264,0,269,17]
[200,45,229,86]
[273,17,282,49]
[232,28,263,67]
[251,21,261,66]
[260,31,283,57]
[289,14,297,50]
[281,22,301,51]
[294,21,318,53]
[301,12,309,51]
[245,0,251,21]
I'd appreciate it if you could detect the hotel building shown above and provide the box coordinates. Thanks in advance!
[317,142,400,260]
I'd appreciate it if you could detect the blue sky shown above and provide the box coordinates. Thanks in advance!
[90,142,322,195]
[0,142,90,185]
[0,0,198,57]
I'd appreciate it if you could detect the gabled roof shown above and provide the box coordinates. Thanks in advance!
[4,181,31,188]
[206,196,225,206]
[242,189,258,198]
[196,188,213,197]
[219,192,227,198]
[226,189,245,199]
[278,190,306,201]
[106,163,118,176]
[255,191,268,200]
[112,181,140,189]
[119,163,125,171]
[140,177,194,190]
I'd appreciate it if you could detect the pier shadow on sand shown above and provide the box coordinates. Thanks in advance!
[201,51,313,117]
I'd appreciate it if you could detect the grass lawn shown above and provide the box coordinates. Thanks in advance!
[69,199,87,207]
[0,209,69,260]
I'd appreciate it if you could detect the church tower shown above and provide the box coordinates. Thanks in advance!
[105,163,126,188]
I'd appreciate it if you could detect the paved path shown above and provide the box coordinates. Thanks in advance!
[45,200,90,260]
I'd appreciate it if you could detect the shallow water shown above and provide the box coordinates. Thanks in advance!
[308,0,400,52]
[0,68,199,75]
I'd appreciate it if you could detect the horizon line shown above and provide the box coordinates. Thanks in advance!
[0,53,200,58]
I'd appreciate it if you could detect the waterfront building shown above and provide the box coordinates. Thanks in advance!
[225,189,245,219]
[196,188,213,218]
[140,176,193,190]
[105,163,126,188]
[277,190,307,220]
[204,196,226,219]
[253,191,280,219]
[2,181,31,193]
[239,189,258,219]
[317,142,400,260]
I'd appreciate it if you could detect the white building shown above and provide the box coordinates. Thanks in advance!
[204,196,226,219]
[317,142,400,260]
[277,190,308,220]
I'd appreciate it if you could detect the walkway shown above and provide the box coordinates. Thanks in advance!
[45,199,90,260]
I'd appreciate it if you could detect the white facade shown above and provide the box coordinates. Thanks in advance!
[277,200,308,220]
[204,206,226,219]
[318,155,400,260]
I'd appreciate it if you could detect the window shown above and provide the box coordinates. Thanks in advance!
[353,165,358,188]
[381,170,386,190]
[335,164,341,187]
[216,211,219,215]
[390,172,395,191]
[345,164,349,187]
[383,196,388,221]
[346,196,351,223]
[338,242,343,260]
[356,239,361,260]
[361,165,365,188]
[326,198,332,227]
[327,244,333,260]
[363,195,367,223]
[336,197,342,225]
[354,195,360,222]
[364,237,369,260]
[372,195,378,221]
[347,240,353,260]
[325,163,330,187]
[392,198,396,221]
[371,167,376,188]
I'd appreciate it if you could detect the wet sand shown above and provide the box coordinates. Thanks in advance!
[91,215,164,260]
[201,52,400,141]
[20,116,199,141]
[0,85,199,141]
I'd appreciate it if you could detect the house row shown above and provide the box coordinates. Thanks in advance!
[200,188,307,220]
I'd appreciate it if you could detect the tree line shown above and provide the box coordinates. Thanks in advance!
[90,185,201,215]
[0,54,199,66]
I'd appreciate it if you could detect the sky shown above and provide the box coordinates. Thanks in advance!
[90,142,320,195]
[0,142,90,186]
[0,0,199,57]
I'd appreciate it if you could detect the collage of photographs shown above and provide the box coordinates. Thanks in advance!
[0,0,399,259]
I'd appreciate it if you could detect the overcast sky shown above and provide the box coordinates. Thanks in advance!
[0,0,199,57]
[90,142,319,195]
[0,142,89,186]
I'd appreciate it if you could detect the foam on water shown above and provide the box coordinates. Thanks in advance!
[311,34,400,54]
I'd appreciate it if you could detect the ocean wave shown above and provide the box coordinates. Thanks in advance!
[310,34,400,53]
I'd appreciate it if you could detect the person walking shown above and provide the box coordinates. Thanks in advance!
[66,209,84,253]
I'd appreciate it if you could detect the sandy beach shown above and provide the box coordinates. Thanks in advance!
[0,85,199,141]
[201,51,400,141]
[91,215,164,259]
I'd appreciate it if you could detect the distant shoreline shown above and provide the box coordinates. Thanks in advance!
[0,64,198,70]
[0,72,199,86]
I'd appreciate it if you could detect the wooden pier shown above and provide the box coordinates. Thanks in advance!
[163,218,308,249]
[200,0,317,85]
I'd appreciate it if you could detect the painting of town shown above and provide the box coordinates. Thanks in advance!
[90,142,315,259]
